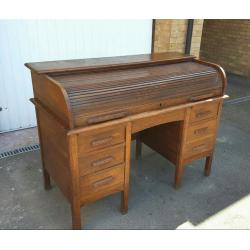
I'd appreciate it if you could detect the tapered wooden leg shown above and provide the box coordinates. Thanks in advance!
[135,136,142,160]
[71,203,82,230]
[174,163,184,189]
[120,190,128,214]
[42,167,51,190]
[204,153,213,176]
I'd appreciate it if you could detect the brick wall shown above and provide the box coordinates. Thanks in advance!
[200,20,250,76]
[190,20,204,57]
[153,19,204,57]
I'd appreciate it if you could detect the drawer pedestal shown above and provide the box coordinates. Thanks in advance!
[140,100,222,189]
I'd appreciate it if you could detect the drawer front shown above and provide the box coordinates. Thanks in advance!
[79,144,125,176]
[190,102,219,124]
[186,119,217,143]
[80,165,124,204]
[78,125,125,154]
[183,137,214,159]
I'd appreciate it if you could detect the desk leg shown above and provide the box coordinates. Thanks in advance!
[174,162,184,189]
[174,109,191,189]
[42,168,51,190]
[121,191,128,214]
[136,136,142,160]
[204,153,213,176]
[121,123,131,214]
[35,108,51,191]
[68,134,82,229]
[71,203,82,229]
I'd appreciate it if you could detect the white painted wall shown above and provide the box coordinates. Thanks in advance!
[0,20,152,132]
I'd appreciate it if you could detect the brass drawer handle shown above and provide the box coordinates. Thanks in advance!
[93,176,114,188]
[194,127,208,135]
[91,136,113,147]
[192,143,206,152]
[92,156,114,167]
[196,110,211,118]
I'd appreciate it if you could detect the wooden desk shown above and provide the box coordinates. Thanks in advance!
[26,53,227,229]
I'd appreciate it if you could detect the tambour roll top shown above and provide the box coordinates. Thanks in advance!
[25,52,226,129]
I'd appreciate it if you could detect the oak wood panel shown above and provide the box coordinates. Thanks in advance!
[183,137,215,160]
[25,52,195,74]
[132,108,185,133]
[31,72,73,128]
[80,164,125,204]
[182,150,213,165]
[78,143,125,176]
[37,108,71,201]
[186,119,217,143]
[189,101,219,124]
[77,125,125,154]
[141,121,182,164]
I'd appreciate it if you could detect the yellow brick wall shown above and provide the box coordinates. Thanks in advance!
[200,20,250,76]
[153,19,204,57]
[190,19,204,57]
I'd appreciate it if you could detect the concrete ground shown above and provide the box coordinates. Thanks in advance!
[0,74,249,229]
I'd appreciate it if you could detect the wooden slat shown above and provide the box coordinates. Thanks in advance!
[51,61,222,127]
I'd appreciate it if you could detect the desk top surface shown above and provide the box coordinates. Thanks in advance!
[25,52,195,74]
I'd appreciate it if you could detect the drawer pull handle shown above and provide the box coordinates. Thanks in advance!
[87,111,128,124]
[92,156,114,167]
[196,110,211,118]
[194,127,208,135]
[192,143,206,152]
[190,93,214,102]
[91,136,113,147]
[93,176,114,188]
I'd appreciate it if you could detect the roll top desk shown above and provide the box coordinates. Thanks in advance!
[25,52,227,229]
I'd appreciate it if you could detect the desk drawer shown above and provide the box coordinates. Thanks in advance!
[79,144,125,176]
[80,164,124,204]
[186,119,217,143]
[190,102,219,124]
[78,125,125,154]
[183,137,214,159]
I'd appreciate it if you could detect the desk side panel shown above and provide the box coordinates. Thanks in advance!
[141,121,182,164]
[36,107,72,201]
[31,72,73,128]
